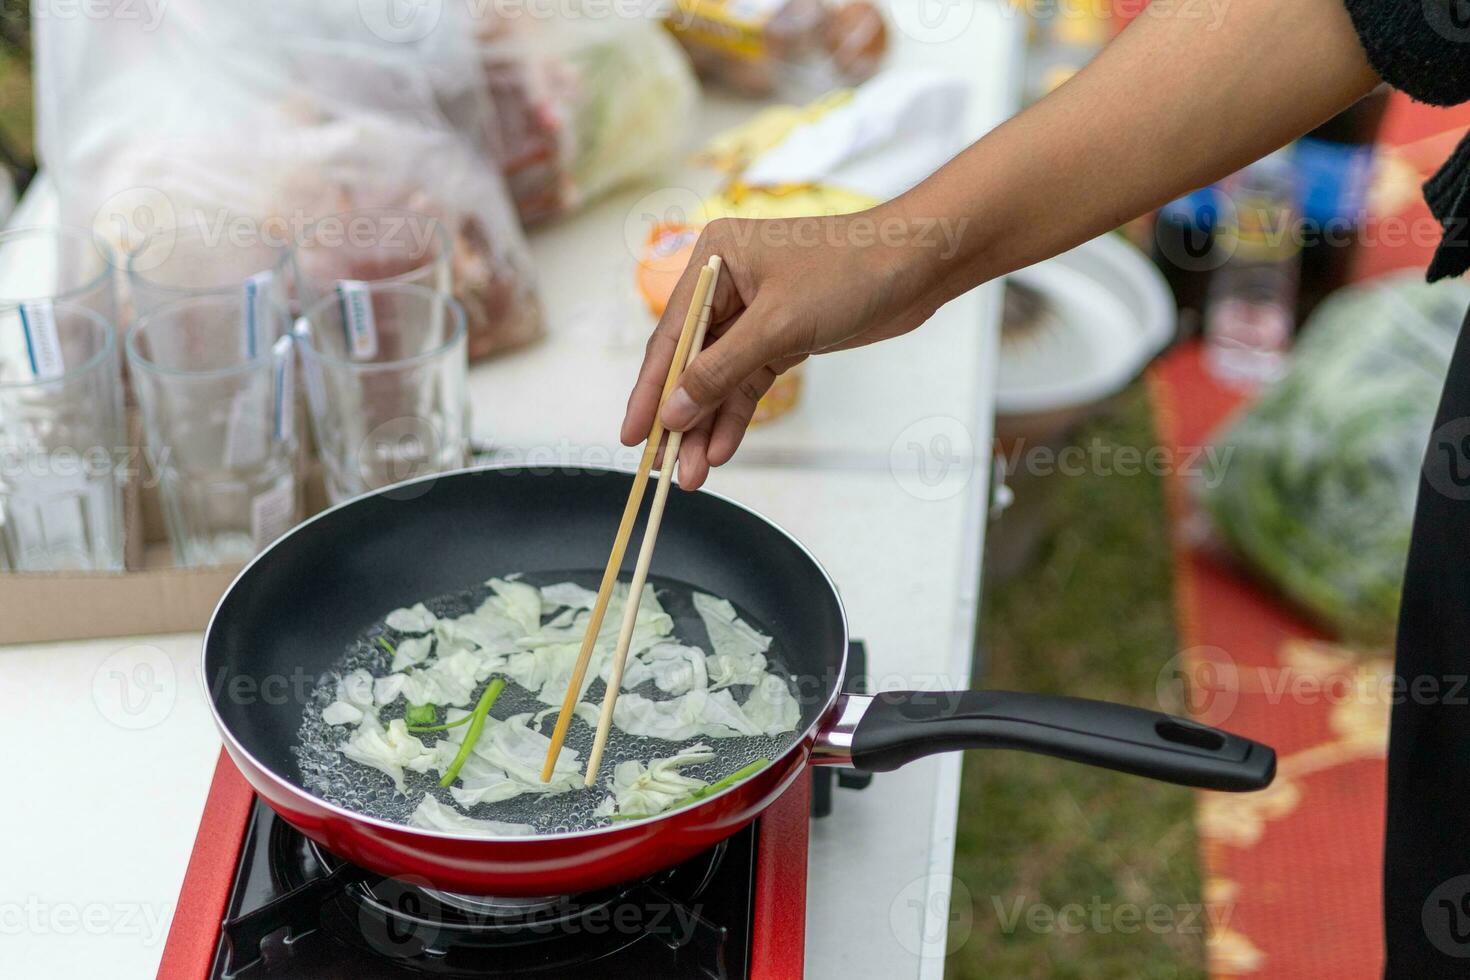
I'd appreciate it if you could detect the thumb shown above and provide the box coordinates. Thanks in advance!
[661,300,788,431]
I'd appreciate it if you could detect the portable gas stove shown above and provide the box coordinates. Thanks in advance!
[156,642,873,980]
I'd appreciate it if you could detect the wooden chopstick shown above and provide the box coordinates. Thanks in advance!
[539,260,718,783]
[583,255,723,787]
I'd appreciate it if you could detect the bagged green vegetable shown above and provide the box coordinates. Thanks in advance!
[1199,272,1470,643]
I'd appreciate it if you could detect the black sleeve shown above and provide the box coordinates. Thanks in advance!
[1342,0,1470,107]
[1341,0,1470,279]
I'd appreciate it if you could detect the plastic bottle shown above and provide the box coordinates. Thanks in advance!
[1204,152,1301,387]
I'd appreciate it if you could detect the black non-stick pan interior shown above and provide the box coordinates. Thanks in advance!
[205,466,849,784]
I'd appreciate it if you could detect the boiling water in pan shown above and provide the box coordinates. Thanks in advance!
[293,572,801,835]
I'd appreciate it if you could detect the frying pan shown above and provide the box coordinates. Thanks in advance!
[204,465,1274,896]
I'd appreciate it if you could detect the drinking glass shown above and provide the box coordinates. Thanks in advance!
[126,223,296,318]
[0,225,117,322]
[0,303,125,571]
[294,207,452,311]
[295,282,467,502]
[126,293,301,566]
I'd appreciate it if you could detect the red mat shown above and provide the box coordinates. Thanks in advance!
[1148,92,1470,978]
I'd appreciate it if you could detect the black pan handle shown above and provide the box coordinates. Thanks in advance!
[829,690,1274,792]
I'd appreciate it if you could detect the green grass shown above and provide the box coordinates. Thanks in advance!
[0,42,33,179]
[946,382,1207,980]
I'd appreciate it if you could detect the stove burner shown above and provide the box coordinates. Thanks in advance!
[215,807,750,978]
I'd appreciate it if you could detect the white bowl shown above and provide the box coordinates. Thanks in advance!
[996,232,1175,418]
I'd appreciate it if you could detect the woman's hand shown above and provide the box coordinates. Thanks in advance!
[622,0,1380,491]
[620,206,952,489]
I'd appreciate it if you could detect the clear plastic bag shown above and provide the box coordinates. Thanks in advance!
[1199,272,1470,643]
[666,0,887,100]
[471,12,698,225]
[34,0,543,359]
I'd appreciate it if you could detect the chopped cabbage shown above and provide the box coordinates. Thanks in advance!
[340,719,436,793]
[410,795,534,836]
[385,602,437,633]
[605,744,716,818]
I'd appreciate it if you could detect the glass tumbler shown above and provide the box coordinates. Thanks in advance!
[0,303,125,571]
[0,225,117,322]
[294,207,452,311]
[126,223,296,318]
[296,282,468,502]
[126,293,301,567]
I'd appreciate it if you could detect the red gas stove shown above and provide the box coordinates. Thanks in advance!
[156,643,872,980]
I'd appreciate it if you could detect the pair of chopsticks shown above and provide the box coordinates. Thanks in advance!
[540,254,723,786]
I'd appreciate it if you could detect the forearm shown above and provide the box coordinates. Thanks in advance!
[891,0,1381,308]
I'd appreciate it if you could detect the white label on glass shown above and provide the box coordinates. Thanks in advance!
[222,390,268,469]
[242,270,275,359]
[250,474,296,551]
[19,301,64,380]
[272,334,294,444]
[337,280,377,360]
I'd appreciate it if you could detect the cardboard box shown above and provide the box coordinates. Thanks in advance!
[0,427,329,645]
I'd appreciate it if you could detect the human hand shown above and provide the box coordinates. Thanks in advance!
[620,207,949,489]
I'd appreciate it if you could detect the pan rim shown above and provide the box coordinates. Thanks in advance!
[201,462,849,846]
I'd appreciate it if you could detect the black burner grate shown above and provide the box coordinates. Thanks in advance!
[211,804,753,979]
